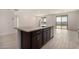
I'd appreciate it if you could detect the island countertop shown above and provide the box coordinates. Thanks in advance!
[15,26,54,32]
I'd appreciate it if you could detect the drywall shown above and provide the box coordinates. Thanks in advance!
[46,14,56,26]
[68,11,79,30]
[15,9,64,27]
[46,10,79,30]
[14,9,79,31]
[0,10,16,36]
[34,14,56,27]
[15,10,40,27]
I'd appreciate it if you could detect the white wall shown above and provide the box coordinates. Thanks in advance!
[45,11,79,30]
[14,10,79,31]
[46,15,56,26]
[0,10,16,36]
[15,10,39,27]
[68,11,79,30]
[34,15,56,27]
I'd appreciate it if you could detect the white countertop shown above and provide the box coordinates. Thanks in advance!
[15,26,53,32]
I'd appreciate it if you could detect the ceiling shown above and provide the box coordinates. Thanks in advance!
[13,9,79,16]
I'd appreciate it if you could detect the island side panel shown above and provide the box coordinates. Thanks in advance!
[21,31,31,49]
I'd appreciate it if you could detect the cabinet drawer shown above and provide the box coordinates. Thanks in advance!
[32,30,42,36]
[43,28,49,31]
[43,27,51,31]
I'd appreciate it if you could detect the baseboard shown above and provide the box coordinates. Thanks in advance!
[68,28,77,31]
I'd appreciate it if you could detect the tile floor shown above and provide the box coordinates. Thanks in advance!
[0,29,79,49]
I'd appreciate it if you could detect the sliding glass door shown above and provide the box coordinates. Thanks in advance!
[56,16,62,29]
[61,16,68,29]
[56,16,68,29]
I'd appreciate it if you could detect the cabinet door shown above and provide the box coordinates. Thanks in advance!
[43,29,48,45]
[47,27,51,41]
[50,27,54,38]
[43,27,51,45]
[32,33,42,49]
[47,30,50,41]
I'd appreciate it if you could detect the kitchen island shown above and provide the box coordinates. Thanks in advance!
[16,26,54,49]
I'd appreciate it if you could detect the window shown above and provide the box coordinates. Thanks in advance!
[56,16,68,29]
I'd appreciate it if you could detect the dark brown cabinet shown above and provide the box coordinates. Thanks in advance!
[42,27,51,45]
[50,26,54,39]
[47,27,51,41]
[21,31,31,49]
[43,28,48,44]
[32,30,42,49]
[18,26,54,49]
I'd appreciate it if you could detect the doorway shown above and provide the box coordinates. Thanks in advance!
[56,15,68,29]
